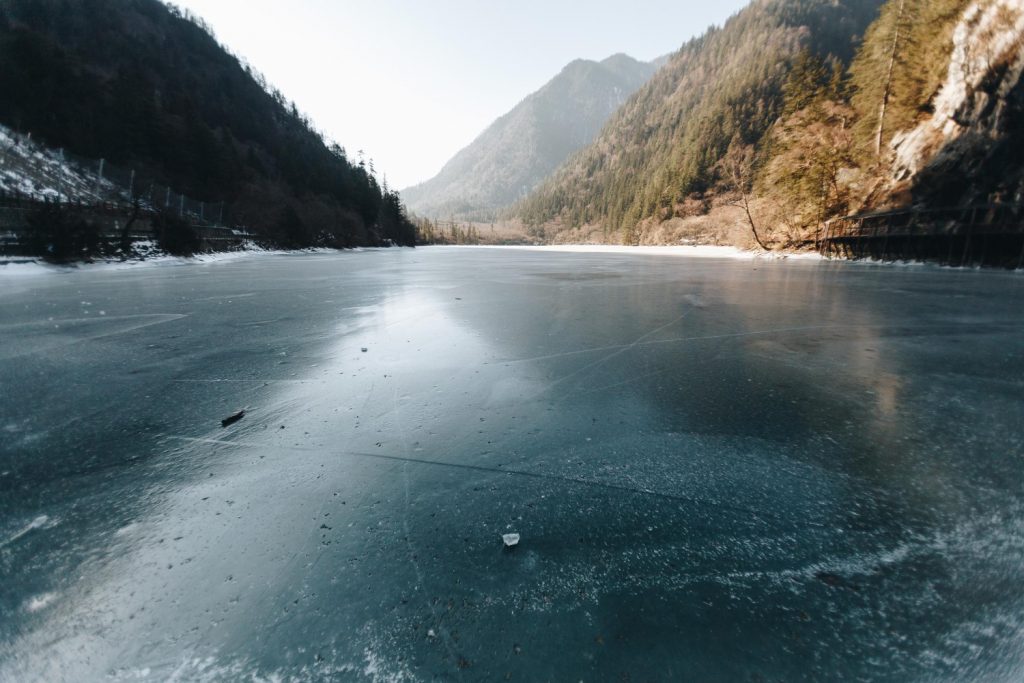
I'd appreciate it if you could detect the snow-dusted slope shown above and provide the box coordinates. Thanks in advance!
[0,125,119,202]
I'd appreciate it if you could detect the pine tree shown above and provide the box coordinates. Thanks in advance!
[873,0,906,157]
[849,0,970,161]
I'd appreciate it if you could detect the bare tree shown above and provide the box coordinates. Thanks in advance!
[721,142,773,251]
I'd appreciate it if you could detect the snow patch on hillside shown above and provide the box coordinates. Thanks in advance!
[0,124,115,202]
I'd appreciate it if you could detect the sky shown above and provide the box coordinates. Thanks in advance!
[173,0,749,190]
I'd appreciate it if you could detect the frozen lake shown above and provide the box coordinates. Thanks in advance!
[1,247,1023,681]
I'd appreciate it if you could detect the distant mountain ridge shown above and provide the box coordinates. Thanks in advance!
[400,53,659,221]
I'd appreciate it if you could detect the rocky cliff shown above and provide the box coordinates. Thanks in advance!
[890,0,1024,206]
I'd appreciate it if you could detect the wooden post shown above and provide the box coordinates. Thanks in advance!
[881,216,891,261]
[870,219,881,260]
[906,212,916,262]
[57,148,64,202]
[96,158,105,200]
[961,222,973,267]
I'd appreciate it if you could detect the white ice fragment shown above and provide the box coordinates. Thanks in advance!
[427,629,436,638]
[25,592,58,613]
[1,514,54,549]
[502,533,520,548]
[115,523,139,537]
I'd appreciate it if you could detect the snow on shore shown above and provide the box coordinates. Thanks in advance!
[9,242,990,278]
[459,243,825,261]
[0,246,350,276]
[442,244,1007,270]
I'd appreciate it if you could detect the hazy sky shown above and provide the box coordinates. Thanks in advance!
[174,1,749,189]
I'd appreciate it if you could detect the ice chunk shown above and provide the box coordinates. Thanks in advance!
[221,409,246,427]
[25,592,58,613]
[502,533,520,548]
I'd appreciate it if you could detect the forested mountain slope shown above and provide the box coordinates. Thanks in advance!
[515,0,1024,249]
[515,0,885,242]
[400,54,658,221]
[0,0,415,247]
[755,0,1024,245]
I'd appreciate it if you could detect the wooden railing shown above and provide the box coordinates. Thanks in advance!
[0,191,252,256]
[821,205,1024,269]
[0,190,248,232]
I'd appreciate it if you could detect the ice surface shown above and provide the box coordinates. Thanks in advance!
[1,246,1022,681]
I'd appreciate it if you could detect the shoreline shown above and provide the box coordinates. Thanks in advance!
[3,242,1017,276]
[0,246,380,276]
[430,244,1024,273]
[458,243,822,260]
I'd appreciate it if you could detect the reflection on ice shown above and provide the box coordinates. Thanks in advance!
[1,248,1022,681]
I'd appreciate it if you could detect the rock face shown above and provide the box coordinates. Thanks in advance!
[891,0,1024,204]
[400,54,658,221]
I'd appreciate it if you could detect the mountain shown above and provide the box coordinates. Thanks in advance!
[400,54,659,221]
[515,0,885,243]
[0,0,416,248]
[516,0,1024,250]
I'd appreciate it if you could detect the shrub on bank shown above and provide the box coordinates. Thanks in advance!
[154,210,201,256]
[23,204,107,263]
